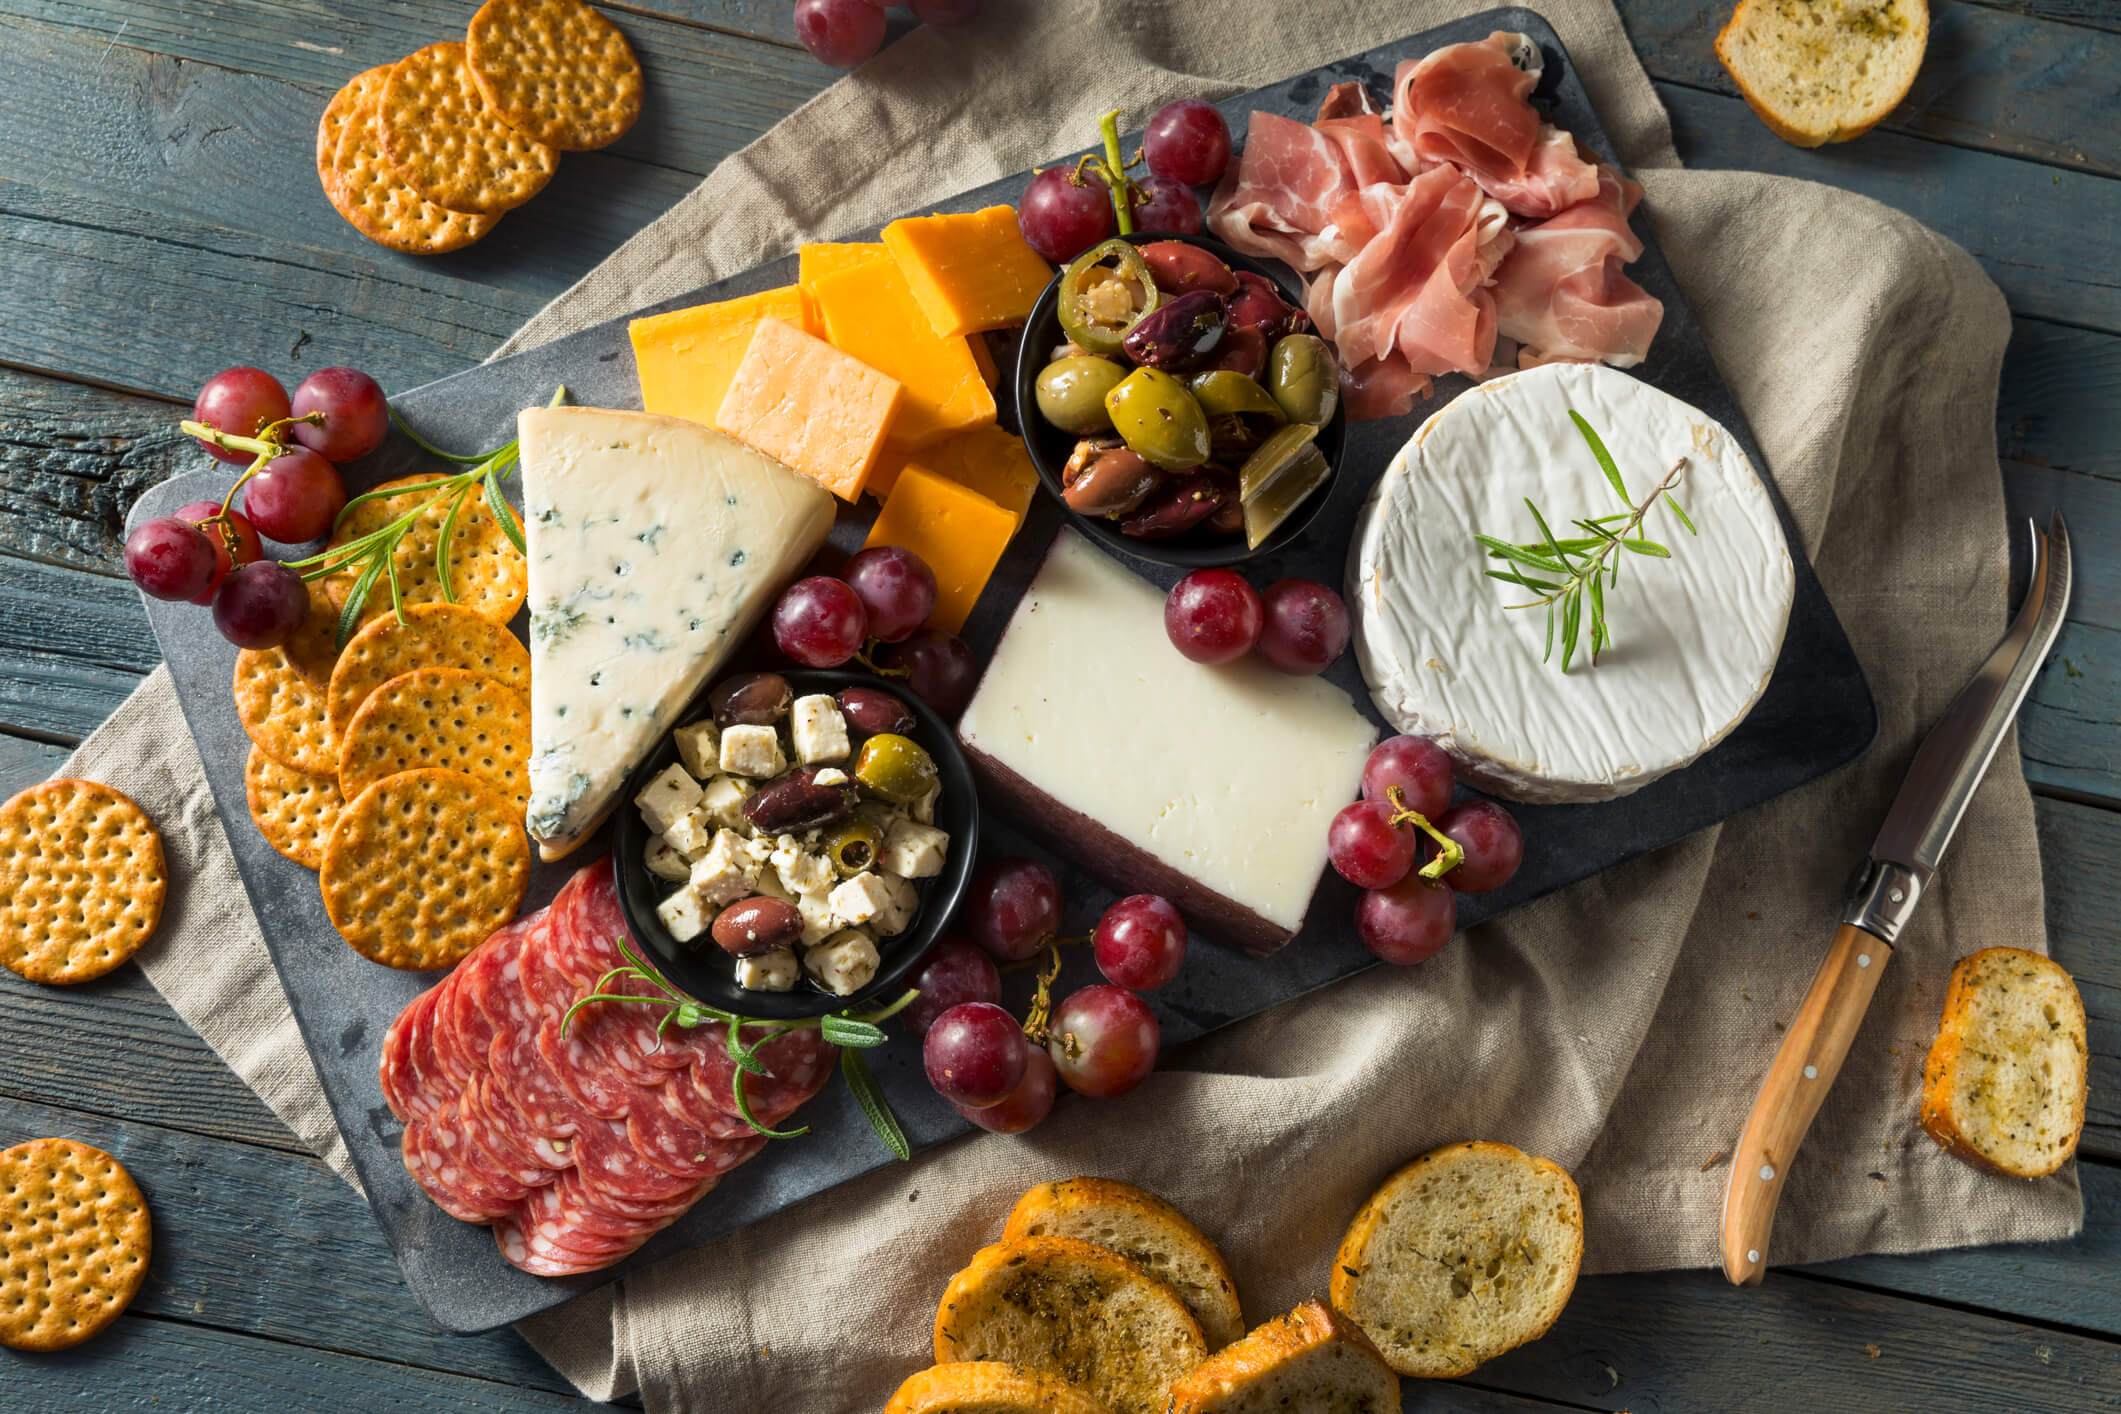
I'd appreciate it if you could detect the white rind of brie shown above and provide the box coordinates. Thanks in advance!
[1347,363,1794,804]
[517,406,835,861]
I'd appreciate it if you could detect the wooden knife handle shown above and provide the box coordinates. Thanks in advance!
[1720,922,1892,1286]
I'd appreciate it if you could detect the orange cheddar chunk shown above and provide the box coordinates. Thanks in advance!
[863,465,1017,633]
[810,260,995,451]
[798,242,888,333]
[896,424,1039,521]
[882,206,1054,338]
[628,285,810,428]
[715,317,900,502]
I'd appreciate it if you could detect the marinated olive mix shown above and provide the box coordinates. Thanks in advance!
[1036,237,1340,549]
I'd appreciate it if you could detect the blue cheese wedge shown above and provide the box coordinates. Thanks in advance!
[517,407,835,861]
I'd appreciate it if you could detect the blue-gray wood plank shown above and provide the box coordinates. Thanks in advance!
[0,0,2114,1405]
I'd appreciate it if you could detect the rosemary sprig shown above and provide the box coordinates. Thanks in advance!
[1475,411,1697,672]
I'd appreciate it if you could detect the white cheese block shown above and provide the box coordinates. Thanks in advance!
[958,530,1377,955]
[517,407,835,860]
[1347,363,1794,804]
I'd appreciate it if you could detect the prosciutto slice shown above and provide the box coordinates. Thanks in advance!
[1206,111,1356,271]
[1492,167,1663,368]
[1320,166,1510,377]
[1392,32,1600,220]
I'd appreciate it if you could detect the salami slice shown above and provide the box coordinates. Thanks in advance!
[427,1098,532,1206]
[399,987,463,1123]
[456,1075,557,1190]
[518,1176,664,1247]
[440,918,533,1083]
[495,1215,621,1277]
[628,1103,768,1181]
[402,1117,514,1222]
[534,1011,639,1120]
[379,990,433,1123]
[568,1115,700,1204]
[563,974,680,1091]
[687,1023,837,1127]
[550,1166,710,1229]
[656,1070,757,1140]
[485,1024,586,1170]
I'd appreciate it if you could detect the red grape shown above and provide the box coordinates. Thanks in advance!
[1362,735,1454,820]
[212,561,309,648]
[1435,799,1524,894]
[242,447,347,544]
[1130,181,1202,236]
[175,501,263,606]
[1143,99,1232,188]
[772,576,867,667]
[1164,569,1261,664]
[1356,873,1459,965]
[125,517,220,603]
[923,1001,1026,1109]
[876,628,977,717]
[1327,800,1418,889]
[904,937,1001,1036]
[909,0,979,21]
[954,1035,1057,1134]
[1256,578,1349,675]
[290,367,389,463]
[841,546,936,643]
[192,367,291,464]
[1048,985,1158,1098]
[965,857,1061,962]
[1093,894,1187,991]
[1019,167,1117,264]
[794,0,886,67]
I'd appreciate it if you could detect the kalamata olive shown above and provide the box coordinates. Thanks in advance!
[1120,290,1228,373]
[712,896,803,957]
[836,685,916,737]
[1228,271,1307,340]
[1034,356,1127,435]
[1139,240,1239,297]
[1063,447,1165,517]
[741,766,857,833]
[1119,468,1238,539]
[1266,334,1340,425]
[709,671,791,728]
[1104,368,1211,472]
[1197,325,1267,380]
[854,733,939,804]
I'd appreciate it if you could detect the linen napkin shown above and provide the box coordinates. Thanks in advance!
[55,0,2081,1408]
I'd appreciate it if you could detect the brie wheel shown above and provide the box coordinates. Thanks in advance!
[1348,363,1794,804]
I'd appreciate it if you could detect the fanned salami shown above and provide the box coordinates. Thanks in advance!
[688,1023,838,1126]
[535,1011,639,1120]
[568,1114,700,1204]
[457,1076,557,1189]
[628,1103,768,1181]
[403,1117,515,1222]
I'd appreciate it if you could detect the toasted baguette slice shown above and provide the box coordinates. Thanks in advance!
[1921,947,2087,1179]
[884,1362,1118,1414]
[1003,1177,1245,1350]
[934,1235,1207,1414]
[1330,1141,1581,1379]
[1714,0,1928,147]
[1167,1299,1401,1413]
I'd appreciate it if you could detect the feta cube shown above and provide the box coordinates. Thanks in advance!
[772,834,837,896]
[644,837,691,883]
[790,695,851,764]
[634,763,702,835]
[735,948,800,992]
[742,834,778,866]
[803,929,880,996]
[857,799,907,837]
[880,819,950,879]
[911,782,940,825]
[655,885,716,944]
[698,774,755,831]
[827,872,894,927]
[660,807,716,860]
[796,890,839,946]
[871,873,919,937]
[671,720,721,780]
[719,724,786,779]
[813,767,850,788]
[690,829,760,905]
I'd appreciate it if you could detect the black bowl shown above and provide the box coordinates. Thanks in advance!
[611,668,979,1020]
[1013,230,1348,570]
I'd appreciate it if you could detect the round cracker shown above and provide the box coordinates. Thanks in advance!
[466,0,644,151]
[325,101,499,256]
[244,747,345,871]
[379,42,557,216]
[338,666,530,813]
[328,602,531,743]
[233,586,345,777]
[320,768,530,970]
[327,475,526,627]
[316,64,394,199]
[0,1139,151,1352]
[0,781,166,987]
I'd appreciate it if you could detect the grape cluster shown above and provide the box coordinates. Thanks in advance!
[1164,570,1350,675]
[1019,100,1234,264]
[124,365,389,649]
[793,0,981,69]
[769,546,979,718]
[911,858,1186,1133]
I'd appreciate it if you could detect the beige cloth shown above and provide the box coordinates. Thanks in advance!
[59,0,2080,1408]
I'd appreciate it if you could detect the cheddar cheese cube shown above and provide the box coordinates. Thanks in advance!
[883,206,1054,338]
[896,423,1039,521]
[629,286,814,430]
[798,242,889,332]
[809,260,996,451]
[861,464,1018,633]
[715,317,901,501]
[968,332,999,389]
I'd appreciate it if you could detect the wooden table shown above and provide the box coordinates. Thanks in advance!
[1,1,2114,1406]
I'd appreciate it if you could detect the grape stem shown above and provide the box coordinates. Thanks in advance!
[1099,110,1134,235]
[1385,785,1464,883]
[179,414,325,529]
[1013,932,1089,1042]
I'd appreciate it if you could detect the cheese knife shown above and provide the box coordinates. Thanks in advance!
[1719,511,2073,1286]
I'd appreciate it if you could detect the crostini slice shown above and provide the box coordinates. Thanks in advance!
[1166,1298,1401,1413]
[1921,947,2088,1179]
[883,1360,1119,1414]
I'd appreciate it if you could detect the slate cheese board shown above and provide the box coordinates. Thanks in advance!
[128,9,1877,1334]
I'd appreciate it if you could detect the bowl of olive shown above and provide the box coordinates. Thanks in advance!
[1014,231,1348,570]
[611,667,980,1021]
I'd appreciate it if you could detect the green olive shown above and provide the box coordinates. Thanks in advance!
[822,817,885,876]
[853,733,938,805]
[1266,334,1340,426]
[1188,370,1286,421]
[1104,368,1211,473]
[1035,357,1127,435]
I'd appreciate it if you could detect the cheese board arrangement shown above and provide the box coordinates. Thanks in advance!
[100,9,1884,1335]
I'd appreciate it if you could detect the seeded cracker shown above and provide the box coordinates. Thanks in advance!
[244,747,346,871]
[466,0,645,151]
[320,768,530,970]
[325,103,499,256]
[327,474,527,626]
[379,41,557,216]
[328,602,531,742]
[0,780,166,987]
[0,1139,151,1351]
[316,65,394,200]
[338,666,531,812]
[233,586,345,777]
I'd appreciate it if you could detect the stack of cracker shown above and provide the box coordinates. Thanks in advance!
[316,0,643,255]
